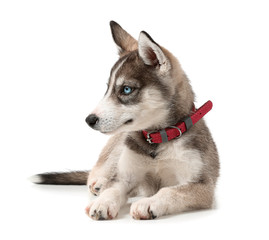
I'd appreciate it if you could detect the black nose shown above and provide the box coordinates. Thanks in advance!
[85,114,99,128]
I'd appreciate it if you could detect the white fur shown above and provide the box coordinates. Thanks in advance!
[118,147,149,185]
[113,136,203,194]
[29,175,42,184]
[115,76,125,86]
[156,138,203,185]
[129,138,203,219]
[87,136,203,219]
[88,136,125,195]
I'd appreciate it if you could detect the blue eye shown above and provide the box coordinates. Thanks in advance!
[123,86,133,95]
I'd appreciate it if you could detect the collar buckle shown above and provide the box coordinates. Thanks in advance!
[146,126,182,144]
[146,132,154,144]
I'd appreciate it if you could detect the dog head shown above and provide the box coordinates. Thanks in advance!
[86,21,194,134]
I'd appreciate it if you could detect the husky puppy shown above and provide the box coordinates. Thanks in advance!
[33,21,219,220]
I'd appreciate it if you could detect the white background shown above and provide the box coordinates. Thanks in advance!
[1,0,269,239]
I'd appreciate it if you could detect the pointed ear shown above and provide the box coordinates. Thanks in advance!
[110,21,138,56]
[138,31,170,71]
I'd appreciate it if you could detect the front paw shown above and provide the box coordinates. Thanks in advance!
[85,198,120,220]
[87,177,108,196]
[130,198,160,220]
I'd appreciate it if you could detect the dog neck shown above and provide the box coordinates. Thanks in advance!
[142,101,213,144]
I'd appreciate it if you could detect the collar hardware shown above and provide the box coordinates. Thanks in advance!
[146,132,153,144]
[143,100,213,144]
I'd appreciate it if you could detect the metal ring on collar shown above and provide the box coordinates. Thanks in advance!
[168,126,182,139]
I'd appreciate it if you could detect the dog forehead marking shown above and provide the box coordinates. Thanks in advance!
[105,58,127,99]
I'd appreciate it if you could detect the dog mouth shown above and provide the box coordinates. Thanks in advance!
[124,119,133,125]
[100,119,134,134]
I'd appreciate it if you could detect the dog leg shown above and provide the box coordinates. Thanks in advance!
[87,134,122,196]
[130,180,215,220]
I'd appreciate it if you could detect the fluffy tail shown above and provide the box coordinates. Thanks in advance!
[29,171,89,185]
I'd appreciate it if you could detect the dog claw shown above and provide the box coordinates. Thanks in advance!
[97,210,104,220]
[90,209,108,220]
[91,209,97,218]
[149,210,157,219]
[88,181,103,196]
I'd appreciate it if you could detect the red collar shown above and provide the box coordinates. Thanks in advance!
[142,100,213,144]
